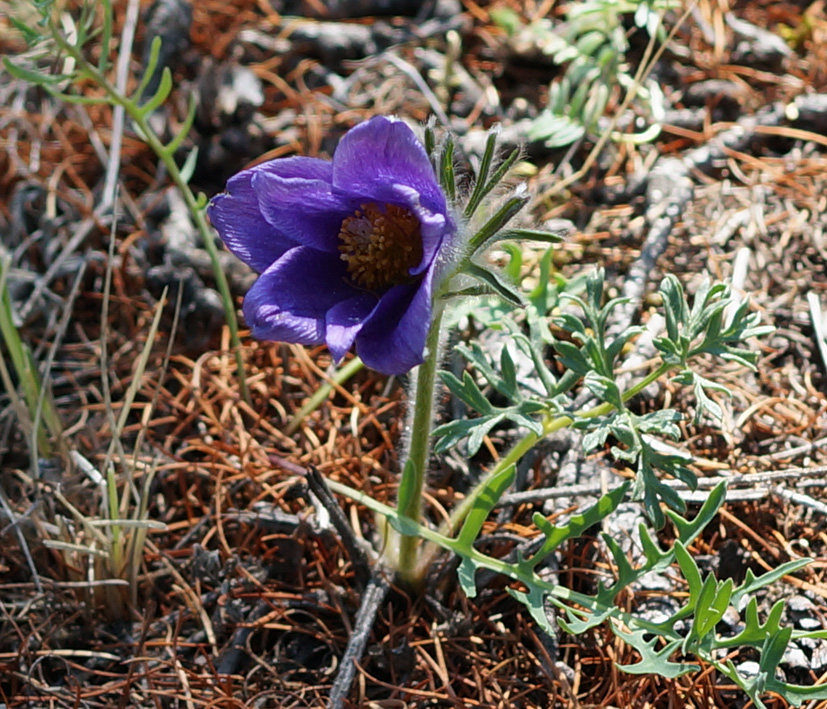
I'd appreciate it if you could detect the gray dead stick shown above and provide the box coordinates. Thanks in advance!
[264,458,392,706]
[216,598,271,676]
[306,466,374,590]
[327,567,392,709]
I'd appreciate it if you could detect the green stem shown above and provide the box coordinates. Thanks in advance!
[286,356,364,436]
[53,29,250,403]
[392,305,445,584]
[417,361,675,571]
[326,475,673,639]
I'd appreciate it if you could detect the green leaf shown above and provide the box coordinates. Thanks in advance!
[673,542,702,605]
[434,415,499,455]
[467,146,520,219]
[729,558,813,609]
[614,626,699,678]
[527,248,556,314]
[499,344,518,399]
[440,133,456,201]
[638,525,671,569]
[139,66,173,115]
[555,598,617,634]
[604,325,641,367]
[163,92,197,155]
[500,242,523,283]
[767,675,827,706]
[576,30,607,57]
[582,421,612,451]
[468,193,530,251]
[636,410,682,440]
[4,58,66,85]
[582,372,624,410]
[465,127,500,218]
[424,120,436,163]
[695,577,733,641]
[524,482,630,570]
[439,370,494,414]
[499,227,564,244]
[553,339,590,375]
[465,262,525,307]
[456,464,516,549]
[10,16,45,45]
[467,413,506,456]
[759,626,793,690]
[509,406,545,436]
[660,275,687,343]
[601,534,637,588]
[489,7,522,36]
[508,586,556,635]
[134,35,163,104]
[529,112,586,147]
[457,556,480,597]
[454,342,515,401]
[666,482,726,545]
[717,598,785,648]
[179,146,199,185]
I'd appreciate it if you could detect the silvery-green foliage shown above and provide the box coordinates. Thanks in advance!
[421,194,814,704]
[506,0,674,148]
[438,266,771,525]
[5,0,199,183]
[411,475,825,708]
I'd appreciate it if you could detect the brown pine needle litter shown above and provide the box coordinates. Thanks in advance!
[3,0,827,706]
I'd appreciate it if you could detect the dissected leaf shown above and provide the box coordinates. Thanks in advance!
[614,626,699,678]
[523,482,630,571]
[458,556,480,598]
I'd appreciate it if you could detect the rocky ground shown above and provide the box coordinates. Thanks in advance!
[3,0,827,706]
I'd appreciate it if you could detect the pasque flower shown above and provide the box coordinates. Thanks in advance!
[208,116,457,375]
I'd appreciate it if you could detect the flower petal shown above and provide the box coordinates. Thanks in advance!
[332,116,447,218]
[325,295,377,362]
[208,157,334,273]
[253,171,358,253]
[355,270,434,375]
[390,184,455,276]
[242,246,358,345]
[208,179,288,274]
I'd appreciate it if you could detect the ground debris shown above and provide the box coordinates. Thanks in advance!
[4,0,827,707]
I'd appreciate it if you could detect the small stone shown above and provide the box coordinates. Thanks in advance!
[786,595,822,630]
[782,643,809,669]
[788,595,816,614]
[798,617,822,631]
[812,644,827,670]
[735,661,761,679]
[718,606,742,633]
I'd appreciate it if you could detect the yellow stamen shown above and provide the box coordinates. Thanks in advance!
[338,203,423,290]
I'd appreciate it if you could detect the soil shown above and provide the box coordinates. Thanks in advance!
[3,0,827,707]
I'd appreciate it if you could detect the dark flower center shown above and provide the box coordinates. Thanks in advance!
[337,203,423,290]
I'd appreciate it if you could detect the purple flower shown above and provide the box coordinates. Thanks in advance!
[208,116,456,375]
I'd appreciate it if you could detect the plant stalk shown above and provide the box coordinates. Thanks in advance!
[51,27,250,403]
[414,361,675,574]
[393,306,445,584]
[286,356,364,436]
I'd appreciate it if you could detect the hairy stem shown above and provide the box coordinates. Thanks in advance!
[393,306,445,584]
[327,474,673,639]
